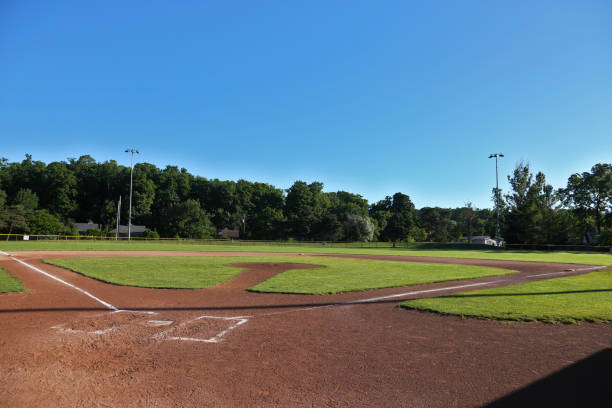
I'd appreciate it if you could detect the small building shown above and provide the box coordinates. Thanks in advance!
[74,221,101,235]
[109,224,147,237]
[471,235,501,246]
[218,228,240,239]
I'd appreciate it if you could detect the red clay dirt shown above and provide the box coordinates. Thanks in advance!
[0,250,610,407]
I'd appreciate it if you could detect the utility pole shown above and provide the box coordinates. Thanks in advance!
[116,195,122,240]
[125,148,140,240]
[488,153,504,243]
[242,214,246,239]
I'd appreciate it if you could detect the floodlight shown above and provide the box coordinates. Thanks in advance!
[124,148,141,240]
[488,153,504,242]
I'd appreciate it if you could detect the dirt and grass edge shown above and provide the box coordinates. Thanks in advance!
[399,267,612,324]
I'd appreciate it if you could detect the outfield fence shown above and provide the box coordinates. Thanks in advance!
[0,234,610,252]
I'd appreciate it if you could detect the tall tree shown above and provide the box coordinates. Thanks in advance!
[560,163,612,237]
[284,181,329,239]
[44,161,77,220]
[504,163,558,244]
[380,193,416,242]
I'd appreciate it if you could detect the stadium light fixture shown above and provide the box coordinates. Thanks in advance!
[125,148,140,240]
[488,153,504,243]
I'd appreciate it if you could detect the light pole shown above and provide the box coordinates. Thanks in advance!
[116,195,121,241]
[488,153,504,243]
[125,148,140,240]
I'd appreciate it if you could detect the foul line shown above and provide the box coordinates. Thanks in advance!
[257,279,509,318]
[526,266,606,278]
[346,279,508,304]
[6,253,118,311]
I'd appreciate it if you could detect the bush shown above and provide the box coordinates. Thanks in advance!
[86,228,103,237]
[597,230,612,246]
[144,229,160,239]
[26,210,68,235]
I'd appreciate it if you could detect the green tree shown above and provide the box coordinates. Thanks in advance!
[44,161,77,219]
[26,210,69,235]
[14,188,39,211]
[0,189,8,231]
[504,163,559,244]
[418,207,451,242]
[166,199,215,239]
[369,196,392,240]
[284,181,330,239]
[344,214,375,241]
[4,205,27,238]
[560,163,612,238]
[380,193,416,242]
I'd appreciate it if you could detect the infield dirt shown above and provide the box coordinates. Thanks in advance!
[0,251,610,407]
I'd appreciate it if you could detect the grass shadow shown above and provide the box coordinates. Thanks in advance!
[485,348,612,407]
[441,289,612,298]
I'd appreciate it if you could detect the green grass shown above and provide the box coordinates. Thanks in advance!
[400,268,612,323]
[0,268,25,293]
[43,256,514,293]
[1,240,610,266]
[44,257,245,289]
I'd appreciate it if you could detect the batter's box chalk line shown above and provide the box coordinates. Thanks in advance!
[51,324,116,336]
[152,315,249,343]
[51,310,159,336]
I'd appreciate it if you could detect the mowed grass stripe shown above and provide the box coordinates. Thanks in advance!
[44,256,515,293]
[0,268,25,293]
[3,240,611,266]
[400,268,612,323]
[247,258,513,294]
[44,257,244,289]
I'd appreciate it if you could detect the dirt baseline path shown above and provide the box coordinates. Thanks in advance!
[0,250,610,407]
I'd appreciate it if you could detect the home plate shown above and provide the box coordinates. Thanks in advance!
[153,315,249,343]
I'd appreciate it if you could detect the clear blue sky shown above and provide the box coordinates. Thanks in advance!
[1,1,611,209]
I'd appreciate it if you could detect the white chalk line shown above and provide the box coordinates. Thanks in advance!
[153,315,250,343]
[1,252,181,338]
[5,249,605,342]
[526,266,606,278]
[255,279,510,318]
[4,251,247,343]
[252,265,609,319]
[348,279,508,304]
[9,255,118,310]
[51,310,159,335]
[51,324,116,335]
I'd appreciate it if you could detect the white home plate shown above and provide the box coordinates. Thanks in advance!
[152,315,249,343]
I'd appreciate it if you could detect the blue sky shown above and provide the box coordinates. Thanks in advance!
[1,1,611,209]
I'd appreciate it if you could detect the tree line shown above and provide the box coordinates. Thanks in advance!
[0,155,610,245]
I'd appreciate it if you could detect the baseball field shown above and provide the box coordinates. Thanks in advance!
[0,241,610,407]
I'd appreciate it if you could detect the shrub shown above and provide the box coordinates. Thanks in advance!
[144,229,160,239]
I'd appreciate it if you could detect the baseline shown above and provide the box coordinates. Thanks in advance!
[3,252,118,311]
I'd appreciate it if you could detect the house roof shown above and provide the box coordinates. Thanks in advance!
[218,228,240,238]
[74,222,101,232]
[109,224,147,234]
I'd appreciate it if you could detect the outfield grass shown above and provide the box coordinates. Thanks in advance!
[44,257,244,289]
[43,256,514,293]
[247,258,513,294]
[0,268,25,293]
[400,268,612,323]
[2,240,611,266]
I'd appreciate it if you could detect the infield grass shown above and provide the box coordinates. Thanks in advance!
[401,268,612,323]
[0,268,25,293]
[43,256,514,293]
[3,240,611,266]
